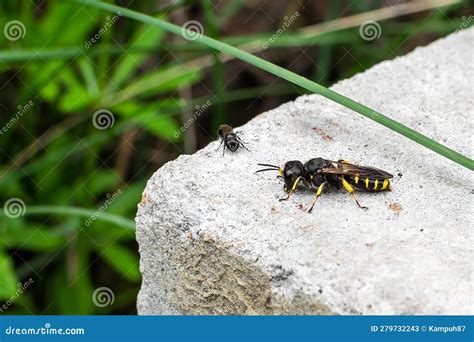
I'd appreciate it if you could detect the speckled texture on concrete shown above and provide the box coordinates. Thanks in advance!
[136,28,473,315]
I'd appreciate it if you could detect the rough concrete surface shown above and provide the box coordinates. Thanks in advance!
[136,28,473,315]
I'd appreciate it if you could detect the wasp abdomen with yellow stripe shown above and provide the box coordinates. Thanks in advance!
[256,158,393,211]
[348,175,391,192]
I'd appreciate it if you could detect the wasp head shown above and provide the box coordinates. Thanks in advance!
[225,133,239,152]
[257,161,304,192]
[281,161,303,192]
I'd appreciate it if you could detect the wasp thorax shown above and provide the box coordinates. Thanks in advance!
[303,158,328,186]
[218,124,233,138]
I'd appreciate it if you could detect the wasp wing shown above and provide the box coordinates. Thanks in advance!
[317,160,393,180]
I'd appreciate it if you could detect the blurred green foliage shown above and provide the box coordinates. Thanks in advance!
[0,0,470,314]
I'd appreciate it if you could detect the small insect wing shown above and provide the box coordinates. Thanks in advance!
[317,160,393,180]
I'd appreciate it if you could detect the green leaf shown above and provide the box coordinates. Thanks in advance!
[104,181,145,216]
[103,64,201,106]
[141,114,180,140]
[0,225,65,252]
[0,249,19,299]
[83,181,143,243]
[58,68,94,112]
[114,101,180,140]
[0,123,129,188]
[108,16,167,92]
[100,244,140,282]
[40,4,100,47]
[79,57,100,97]
[87,171,121,195]
[77,0,474,170]
[47,263,94,314]
[24,3,101,106]
[30,61,64,101]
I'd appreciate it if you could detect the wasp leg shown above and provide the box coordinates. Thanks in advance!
[338,159,351,164]
[216,139,223,151]
[279,176,302,202]
[216,139,226,156]
[235,135,250,151]
[239,141,250,152]
[341,176,368,209]
[307,182,328,213]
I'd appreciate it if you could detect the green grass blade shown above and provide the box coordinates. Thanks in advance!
[74,0,473,170]
[78,57,100,97]
[0,205,136,231]
[0,249,19,299]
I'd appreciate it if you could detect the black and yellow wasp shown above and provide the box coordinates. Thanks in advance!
[256,158,393,212]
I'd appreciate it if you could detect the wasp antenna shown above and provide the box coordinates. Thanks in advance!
[257,163,280,169]
[255,168,279,174]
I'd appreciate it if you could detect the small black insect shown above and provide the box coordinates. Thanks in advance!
[217,124,249,155]
[256,158,393,212]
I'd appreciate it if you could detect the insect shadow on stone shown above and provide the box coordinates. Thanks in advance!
[256,158,393,212]
[217,124,250,156]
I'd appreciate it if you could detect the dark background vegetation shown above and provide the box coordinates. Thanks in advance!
[0,0,471,314]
